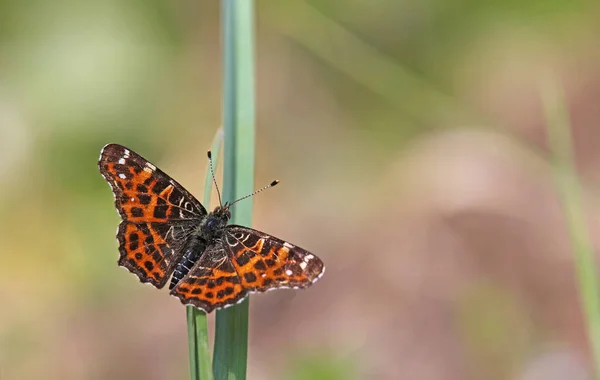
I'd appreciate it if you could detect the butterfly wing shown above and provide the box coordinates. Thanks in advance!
[99,143,206,288]
[224,225,325,292]
[99,143,206,222]
[116,221,197,287]
[170,243,247,312]
[170,226,325,312]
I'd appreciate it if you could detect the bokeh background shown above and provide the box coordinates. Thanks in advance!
[2,1,600,379]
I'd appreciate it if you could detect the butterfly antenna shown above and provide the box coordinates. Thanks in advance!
[207,151,223,207]
[228,180,280,208]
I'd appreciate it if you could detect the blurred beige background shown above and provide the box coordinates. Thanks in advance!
[2,1,600,379]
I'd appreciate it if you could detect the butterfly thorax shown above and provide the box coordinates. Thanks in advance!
[200,206,231,240]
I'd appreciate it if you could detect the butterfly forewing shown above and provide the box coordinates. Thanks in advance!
[99,144,205,288]
[99,144,206,222]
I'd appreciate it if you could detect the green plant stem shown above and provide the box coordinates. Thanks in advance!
[213,1,255,380]
[187,130,223,380]
[544,80,600,379]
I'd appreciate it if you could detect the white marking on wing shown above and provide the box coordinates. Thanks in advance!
[312,267,326,283]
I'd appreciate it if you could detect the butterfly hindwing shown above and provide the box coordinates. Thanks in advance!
[224,225,325,292]
[170,243,247,312]
[170,226,325,312]
[117,221,197,288]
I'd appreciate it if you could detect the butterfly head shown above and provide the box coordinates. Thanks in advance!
[212,204,232,220]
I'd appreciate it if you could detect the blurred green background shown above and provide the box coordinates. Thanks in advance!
[2,0,600,379]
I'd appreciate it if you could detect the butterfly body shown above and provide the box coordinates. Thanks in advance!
[98,143,324,312]
[169,206,230,290]
[169,236,206,290]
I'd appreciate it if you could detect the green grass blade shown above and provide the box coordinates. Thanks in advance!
[187,129,223,380]
[543,80,600,378]
[186,307,212,380]
[213,0,255,379]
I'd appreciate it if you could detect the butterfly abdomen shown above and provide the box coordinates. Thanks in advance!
[169,239,206,290]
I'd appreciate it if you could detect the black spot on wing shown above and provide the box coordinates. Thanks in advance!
[138,194,151,205]
[131,207,144,217]
[152,180,169,195]
[152,250,162,262]
[235,253,250,266]
[265,259,276,267]
[154,205,168,219]
[168,187,184,205]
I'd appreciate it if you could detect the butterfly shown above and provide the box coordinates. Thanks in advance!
[98,143,325,312]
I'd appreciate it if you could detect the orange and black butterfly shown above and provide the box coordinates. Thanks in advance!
[98,143,324,312]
